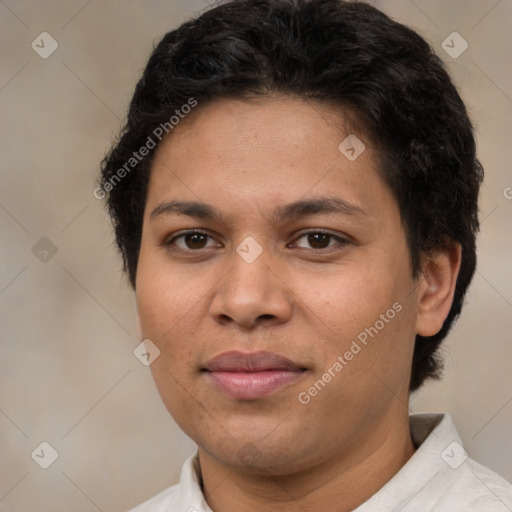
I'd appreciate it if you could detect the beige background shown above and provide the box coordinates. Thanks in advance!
[0,1,511,511]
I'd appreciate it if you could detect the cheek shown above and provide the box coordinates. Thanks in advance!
[292,264,399,337]
[135,252,218,388]
[136,263,201,417]
[136,250,205,337]
[291,256,416,382]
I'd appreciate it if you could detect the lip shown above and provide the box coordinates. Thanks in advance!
[203,351,306,400]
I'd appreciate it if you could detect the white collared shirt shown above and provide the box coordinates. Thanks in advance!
[128,413,512,511]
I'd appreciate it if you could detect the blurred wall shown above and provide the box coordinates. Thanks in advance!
[0,1,510,510]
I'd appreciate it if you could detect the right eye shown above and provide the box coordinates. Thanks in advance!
[165,230,220,251]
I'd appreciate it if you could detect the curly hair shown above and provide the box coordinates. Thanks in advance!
[100,0,483,392]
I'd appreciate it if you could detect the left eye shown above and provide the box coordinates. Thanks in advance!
[293,232,347,250]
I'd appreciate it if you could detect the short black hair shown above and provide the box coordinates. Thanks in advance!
[100,0,483,392]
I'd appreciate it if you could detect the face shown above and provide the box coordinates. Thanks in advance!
[136,96,422,475]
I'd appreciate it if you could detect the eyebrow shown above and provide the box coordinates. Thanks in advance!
[150,197,369,223]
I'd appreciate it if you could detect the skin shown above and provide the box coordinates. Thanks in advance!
[135,96,461,512]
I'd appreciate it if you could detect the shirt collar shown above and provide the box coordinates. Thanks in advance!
[354,413,461,510]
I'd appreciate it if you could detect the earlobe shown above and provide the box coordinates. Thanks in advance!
[415,242,462,337]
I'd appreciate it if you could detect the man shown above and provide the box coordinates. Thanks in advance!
[99,0,512,510]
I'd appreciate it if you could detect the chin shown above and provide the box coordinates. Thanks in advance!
[194,427,317,476]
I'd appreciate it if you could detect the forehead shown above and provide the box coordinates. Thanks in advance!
[146,96,395,224]
[157,95,363,162]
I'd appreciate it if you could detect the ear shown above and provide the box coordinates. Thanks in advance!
[415,241,462,337]
[135,298,142,339]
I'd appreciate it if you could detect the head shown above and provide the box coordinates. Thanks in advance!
[100,0,482,473]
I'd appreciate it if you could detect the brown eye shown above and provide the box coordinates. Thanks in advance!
[293,231,348,250]
[168,231,217,250]
[183,233,208,249]
[306,233,331,249]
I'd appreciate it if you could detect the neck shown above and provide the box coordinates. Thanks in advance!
[198,412,415,512]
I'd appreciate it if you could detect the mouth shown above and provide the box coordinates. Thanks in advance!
[202,351,307,400]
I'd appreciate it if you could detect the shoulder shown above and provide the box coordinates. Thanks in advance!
[126,483,180,512]
[427,456,512,511]
[419,413,512,511]
[453,457,512,511]
[357,413,512,512]
[125,453,206,512]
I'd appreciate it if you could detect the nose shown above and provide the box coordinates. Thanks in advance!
[209,247,293,330]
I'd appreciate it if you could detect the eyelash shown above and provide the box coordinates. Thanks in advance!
[165,229,350,252]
